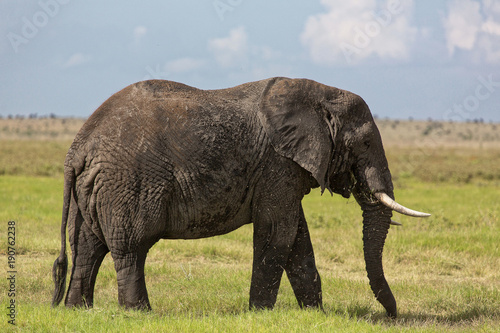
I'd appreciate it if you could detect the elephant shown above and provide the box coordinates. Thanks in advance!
[52,77,430,318]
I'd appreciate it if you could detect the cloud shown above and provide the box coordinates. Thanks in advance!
[62,52,91,68]
[208,26,248,67]
[442,0,482,54]
[300,0,418,65]
[133,25,147,44]
[443,0,500,63]
[482,19,500,35]
[206,26,284,81]
[165,57,205,73]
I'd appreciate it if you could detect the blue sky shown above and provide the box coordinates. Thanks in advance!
[1,0,499,121]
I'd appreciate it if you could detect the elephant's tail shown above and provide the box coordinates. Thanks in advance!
[51,167,74,307]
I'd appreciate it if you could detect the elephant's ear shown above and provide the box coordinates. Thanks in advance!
[258,78,335,193]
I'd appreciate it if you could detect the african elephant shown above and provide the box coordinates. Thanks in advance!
[52,77,429,318]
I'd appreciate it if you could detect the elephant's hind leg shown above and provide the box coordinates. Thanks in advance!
[66,213,109,308]
[284,206,322,309]
[112,249,151,310]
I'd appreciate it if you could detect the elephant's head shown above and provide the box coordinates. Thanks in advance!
[259,77,430,317]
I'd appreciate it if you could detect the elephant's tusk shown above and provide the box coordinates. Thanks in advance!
[390,220,402,226]
[375,192,431,218]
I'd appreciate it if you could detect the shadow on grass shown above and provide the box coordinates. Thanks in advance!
[58,298,499,330]
[330,304,500,328]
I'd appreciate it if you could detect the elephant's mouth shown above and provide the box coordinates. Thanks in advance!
[329,174,355,198]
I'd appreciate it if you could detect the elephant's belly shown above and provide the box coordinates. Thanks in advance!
[161,184,255,240]
[161,209,252,239]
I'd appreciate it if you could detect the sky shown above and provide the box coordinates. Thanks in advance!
[1,0,499,122]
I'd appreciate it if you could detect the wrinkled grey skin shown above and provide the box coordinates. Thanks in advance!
[52,77,404,317]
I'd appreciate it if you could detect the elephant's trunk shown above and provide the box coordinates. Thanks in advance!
[361,202,397,318]
[340,113,430,317]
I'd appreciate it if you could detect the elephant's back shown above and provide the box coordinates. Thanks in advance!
[65,78,267,178]
[74,80,197,135]
[72,78,276,143]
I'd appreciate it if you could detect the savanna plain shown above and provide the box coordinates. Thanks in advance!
[1,118,499,332]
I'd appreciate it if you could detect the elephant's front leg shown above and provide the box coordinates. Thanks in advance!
[284,205,322,309]
[249,197,301,310]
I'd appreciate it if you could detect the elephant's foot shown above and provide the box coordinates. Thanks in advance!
[65,276,94,309]
[119,297,152,311]
[249,297,278,310]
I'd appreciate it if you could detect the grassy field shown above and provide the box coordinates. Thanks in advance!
[1,118,499,332]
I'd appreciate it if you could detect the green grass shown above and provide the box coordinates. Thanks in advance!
[0,140,70,178]
[1,174,499,332]
[1,126,499,332]
[386,147,500,184]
